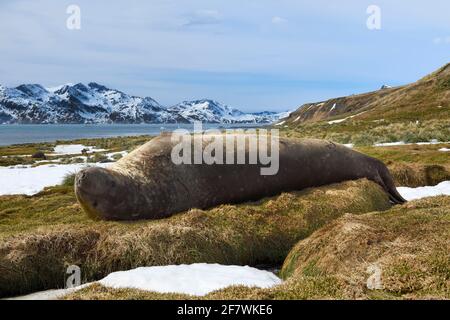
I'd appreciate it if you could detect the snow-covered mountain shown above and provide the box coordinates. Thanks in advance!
[168,99,286,124]
[0,83,288,124]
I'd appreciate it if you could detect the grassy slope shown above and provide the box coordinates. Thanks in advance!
[357,144,450,187]
[285,63,450,124]
[0,179,390,297]
[280,63,450,146]
[279,119,450,146]
[65,196,450,300]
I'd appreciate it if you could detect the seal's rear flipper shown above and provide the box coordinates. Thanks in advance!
[377,165,407,205]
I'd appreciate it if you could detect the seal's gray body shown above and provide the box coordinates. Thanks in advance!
[75,135,405,221]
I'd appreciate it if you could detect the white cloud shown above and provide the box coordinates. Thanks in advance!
[0,0,449,111]
[433,36,450,44]
[271,16,287,24]
[184,9,221,26]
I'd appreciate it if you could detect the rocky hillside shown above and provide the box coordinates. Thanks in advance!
[283,63,450,125]
[0,83,287,124]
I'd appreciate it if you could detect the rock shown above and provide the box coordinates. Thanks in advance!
[31,151,46,159]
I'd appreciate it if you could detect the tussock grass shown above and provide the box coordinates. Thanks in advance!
[87,153,111,163]
[388,163,450,187]
[358,143,450,166]
[61,173,76,187]
[63,135,153,152]
[278,196,450,299]
[0,179,390,297]
[281,119,450,147]
[65,196,450,300]
[0,143,54,157]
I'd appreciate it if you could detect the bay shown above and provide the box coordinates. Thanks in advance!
[0,123,262,146]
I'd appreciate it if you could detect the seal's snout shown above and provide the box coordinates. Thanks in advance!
[75,167,111,197]
[75,167,120,220]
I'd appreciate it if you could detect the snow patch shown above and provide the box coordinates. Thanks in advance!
[327,112,365,125]
[46,83,74,93]
[439,148,450,152]
[99,264,282,296]
[52,144,106,155]
[6,284,91,300]
[374,141,406,147]
[416,139,440,145]
[0,163,110,195]
[9,264,282,299]
[328,118,347,124]
[374,140,447,147]
[398,181,450,201]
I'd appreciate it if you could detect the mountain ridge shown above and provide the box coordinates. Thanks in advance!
[0,82,288,124]
[282,63,450,125]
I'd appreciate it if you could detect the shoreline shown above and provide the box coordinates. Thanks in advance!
[0,123,265,146]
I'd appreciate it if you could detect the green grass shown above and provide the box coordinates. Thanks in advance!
[0,135,152,167]
[357,143,450,165]
[280,119,450,146]
[61,173,76,187]
[0,179,390,297]
[0,121,449,299]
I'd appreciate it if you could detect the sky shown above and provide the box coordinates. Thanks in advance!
[0,0,449,112]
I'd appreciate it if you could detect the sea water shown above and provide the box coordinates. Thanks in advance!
[0,123,261,146]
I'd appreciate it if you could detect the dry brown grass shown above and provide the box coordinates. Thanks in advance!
[388,163,450,187]
[280,119,450,147]
[65,196,450,300]
[0,179,390,298]
[279,196,450,299]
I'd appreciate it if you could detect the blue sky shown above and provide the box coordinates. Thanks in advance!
[0,0,449,112]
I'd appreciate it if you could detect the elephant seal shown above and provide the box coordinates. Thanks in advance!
[75,134,405,221]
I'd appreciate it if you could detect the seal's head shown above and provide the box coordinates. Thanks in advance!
[75,167,134,220]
